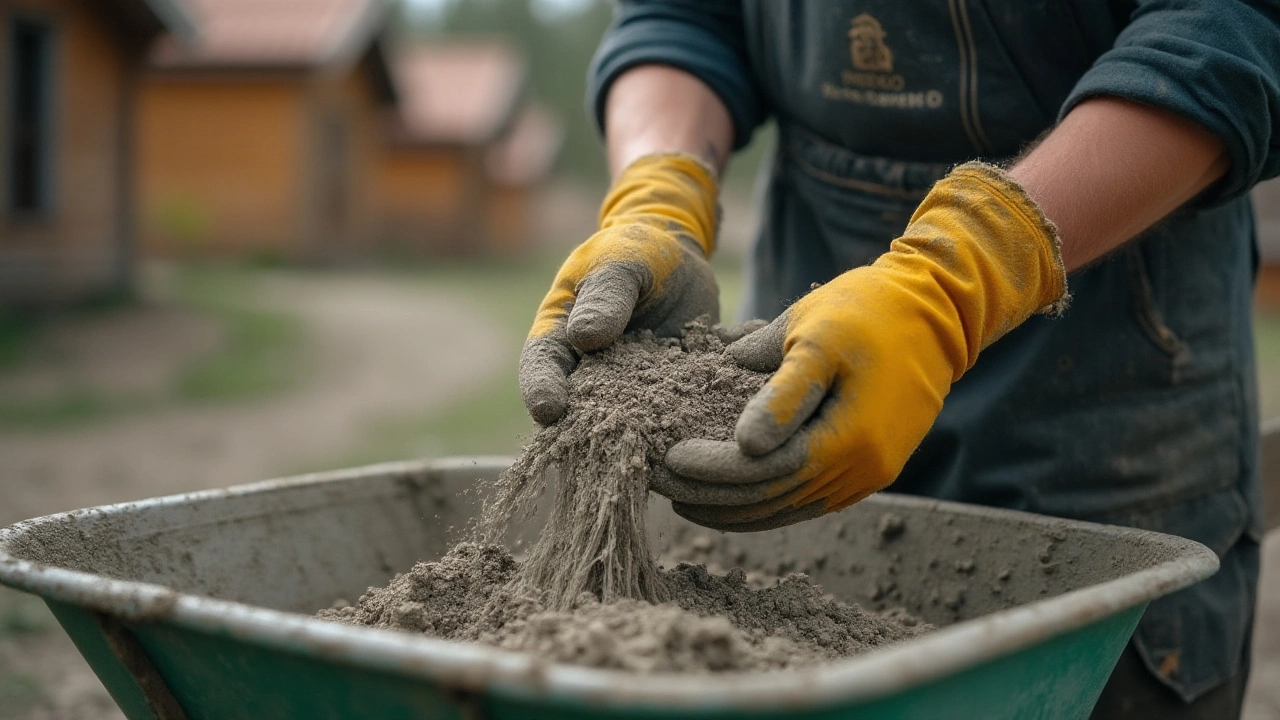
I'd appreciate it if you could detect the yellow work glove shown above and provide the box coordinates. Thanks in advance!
[519,153,720,425]
[651,162,1068,531]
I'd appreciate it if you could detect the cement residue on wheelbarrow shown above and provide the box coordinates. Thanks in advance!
[320,541,931,672]
[0,455,1221,718]
[321,323,936,672]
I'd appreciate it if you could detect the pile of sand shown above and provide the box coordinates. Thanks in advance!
[320,324,932,672]
[321,542,929,672]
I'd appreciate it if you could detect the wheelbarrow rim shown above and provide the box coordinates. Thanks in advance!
[0,459,1221,711]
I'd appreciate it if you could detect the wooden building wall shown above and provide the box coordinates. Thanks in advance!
[137,78,306,258]
[139,58,390,262]
[485,184,534,256]
[0,0,136,303]
[378,149,470,253]
[1258,265,1280,311]
[303,57,386,260]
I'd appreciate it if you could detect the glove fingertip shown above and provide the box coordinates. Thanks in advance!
[526,394,567,426]
[663,438,714,475]
[713,318,767,345]
[566,310,627,352]
[726,316,787,372]
[519,370,568,425]
[735,394,790,456]
[566,265,642,352]
[518,335,575,426]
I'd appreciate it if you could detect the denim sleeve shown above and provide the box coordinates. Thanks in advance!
[587,0,768,151]
[1061,0,1280,203]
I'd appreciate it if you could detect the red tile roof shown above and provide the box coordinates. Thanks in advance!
[389,42,525,147]
[149,0,385,69]
[486,103,563,186]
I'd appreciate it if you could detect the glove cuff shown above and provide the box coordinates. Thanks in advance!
[948,162,1071,316]
[599,152,721,257]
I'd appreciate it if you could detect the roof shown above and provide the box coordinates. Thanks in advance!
[486,103,564,187]
[388,42,526,147]
[148,0,390,71]
[100,0,196,40]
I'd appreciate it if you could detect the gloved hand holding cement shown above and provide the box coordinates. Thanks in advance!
[652,163,1069,531]
[519,152,720,425]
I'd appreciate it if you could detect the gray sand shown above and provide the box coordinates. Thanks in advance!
[480,322,766,608]
[321,324,932,672]
[320,542,931,672]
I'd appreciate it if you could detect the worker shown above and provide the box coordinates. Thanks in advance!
[517,2,1278,717]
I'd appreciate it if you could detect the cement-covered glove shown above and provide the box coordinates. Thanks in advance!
[520,153,720,425]
[652,163,1068,531]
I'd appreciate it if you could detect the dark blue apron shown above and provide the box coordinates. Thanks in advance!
[740,0,1262,703]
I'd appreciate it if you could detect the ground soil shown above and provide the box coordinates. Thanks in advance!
[0,268,504,720]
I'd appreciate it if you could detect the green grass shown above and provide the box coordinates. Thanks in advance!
[0,265,305,431]
[172,267,304,402]
[0,388,121,430]
[1256,311,1280,421]
[0,671,45,720]
[0,312,40,371]
[0,588,56,638]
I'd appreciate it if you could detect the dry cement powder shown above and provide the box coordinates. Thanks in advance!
[320,324,932,672]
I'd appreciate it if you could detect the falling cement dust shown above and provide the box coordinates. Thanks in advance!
[320,323,932,672]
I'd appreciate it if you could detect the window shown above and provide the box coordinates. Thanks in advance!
[8,18,54,214]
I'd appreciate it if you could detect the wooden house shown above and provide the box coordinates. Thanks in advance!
[137,0,396,261]
[0,0,192,303]
[379,43,562,256]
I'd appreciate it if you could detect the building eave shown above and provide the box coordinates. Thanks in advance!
[102,0,197,41]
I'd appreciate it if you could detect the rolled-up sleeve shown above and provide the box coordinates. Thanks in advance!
[587,0,768,151]
[1061,0,1280,203]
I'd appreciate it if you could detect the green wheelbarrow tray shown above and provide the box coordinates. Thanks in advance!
[0,457,1218,719]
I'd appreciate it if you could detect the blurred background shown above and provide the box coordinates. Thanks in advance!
[0,0,1276,718]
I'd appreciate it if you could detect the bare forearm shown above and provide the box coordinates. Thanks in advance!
[1010,97,1229,272]
[605,65,734,177]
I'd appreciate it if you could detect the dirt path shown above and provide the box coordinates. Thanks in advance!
[0,270,505,719]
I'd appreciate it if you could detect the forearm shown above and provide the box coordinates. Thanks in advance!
[1010,96,1230,272]
[605,65,735,177]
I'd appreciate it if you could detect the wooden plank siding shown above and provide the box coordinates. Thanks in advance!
[0,0,138,303]
[138,55,391,262]
[303,55,386,260]
[138,77,307,258]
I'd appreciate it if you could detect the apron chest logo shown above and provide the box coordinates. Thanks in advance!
[824,13,943,110]
[850,13,894,73]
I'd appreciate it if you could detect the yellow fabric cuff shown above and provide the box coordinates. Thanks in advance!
[599,153,720,257]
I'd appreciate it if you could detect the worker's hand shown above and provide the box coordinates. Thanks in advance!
[520,153,720,425]
[652,163,1069,531]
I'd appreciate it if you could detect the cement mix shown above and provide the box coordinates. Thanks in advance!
[321,324,932,672]
[320,542,931,672]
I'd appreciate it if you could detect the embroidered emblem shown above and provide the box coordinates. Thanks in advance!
[849,14,894,73]
[825,12,943,110]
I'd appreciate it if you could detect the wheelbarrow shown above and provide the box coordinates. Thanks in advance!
[0,457,1219,719]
